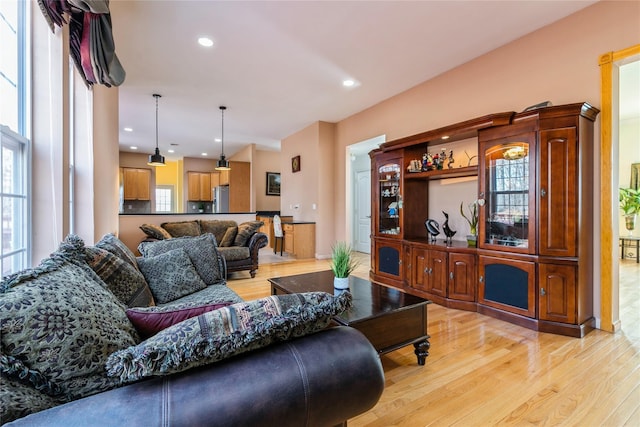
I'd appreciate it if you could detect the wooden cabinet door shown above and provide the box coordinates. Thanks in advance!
[229,161,250,212]
[374,239,403,281]
[539,127,577,257]
[428,250,448,298]
[123,168,150,200]
[539,263,576,324]
[283,224,295,254]
[411,247,429,291]
[187,172,200,201]
[478,256,535,318]
[219,169,230,185]
[448,252,476,302]
[199,173,212,201]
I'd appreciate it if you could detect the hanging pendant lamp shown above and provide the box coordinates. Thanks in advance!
[215,105,231,171]
[147,93,166,167]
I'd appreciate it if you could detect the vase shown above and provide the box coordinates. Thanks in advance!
[625,214,637,236]
[334,276,350,290]
[466,234,477,247]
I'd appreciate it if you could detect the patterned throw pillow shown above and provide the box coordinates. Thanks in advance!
[139,224,172,240]
[0,236,139,402]
[0,376,60,423]
[233,221,264,247]
[85,246,155,307]
[137,248,208,304]
[161,220,201,237]
[126,301,233,339]
[106,291,352,383]
[219,226,238,247]
[95,233,139,270]
[138,234,225,285]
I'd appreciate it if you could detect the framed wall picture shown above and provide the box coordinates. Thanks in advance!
[266,172,281,196]
[291,155,301,173]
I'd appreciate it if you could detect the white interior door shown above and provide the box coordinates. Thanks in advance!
[355,169,371,253]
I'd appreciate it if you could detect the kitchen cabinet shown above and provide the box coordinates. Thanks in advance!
[282,222,315,259]
[187,172,213,201]
[122,167,151,200]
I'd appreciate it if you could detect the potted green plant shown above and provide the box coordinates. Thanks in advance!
[460,200,479,247]
[619,187,640,235]
[330,242,359,289]
[198,202,205,213]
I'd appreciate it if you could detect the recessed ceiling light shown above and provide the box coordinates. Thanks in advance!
[198,37,213,47]
[124,127,133,132]
[130,146,137,150]
[442,135,450,140]
[167,149,175,153]
[343,79,355,87]
[214,138,221,143]
[201,152,208,156]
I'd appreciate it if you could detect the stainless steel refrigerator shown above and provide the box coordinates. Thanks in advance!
[213,185,229,213]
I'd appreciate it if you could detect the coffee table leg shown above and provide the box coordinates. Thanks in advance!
[414,337,430,365]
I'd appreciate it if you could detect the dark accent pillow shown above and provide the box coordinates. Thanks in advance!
[140,223,172,240]
[85,246,155,307]
[138,234,225,285]
[233,221,264,247]
[0,235,139,402]
[199,220,237,244]
[220,226,238,247]
[161,220,201,237]
[136,248,208,304]
[126,301,233,339]
[95,233,139,270]
[106,291,352,383]
[0,376,60,424]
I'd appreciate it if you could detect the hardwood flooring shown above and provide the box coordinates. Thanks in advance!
[227,254,640,426]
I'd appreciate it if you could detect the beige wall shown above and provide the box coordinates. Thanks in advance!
[253,149,282,212]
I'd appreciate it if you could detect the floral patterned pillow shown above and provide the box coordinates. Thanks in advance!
[106,291,352,383]
[0,375,60,423]
[0,236,139,402]
[95,233,139,270]
[139,223,172,240]
[233,221,264,247]
[136,248,208,304]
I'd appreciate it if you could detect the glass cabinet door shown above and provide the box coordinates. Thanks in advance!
[378,160,402,236]
[479,133,536,254]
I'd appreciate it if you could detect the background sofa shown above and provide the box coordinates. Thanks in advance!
[140,219,268,278]
[1,233,384,426]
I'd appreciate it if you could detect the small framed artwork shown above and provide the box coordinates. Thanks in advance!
[266,172,281,196]
[291,155,301,173]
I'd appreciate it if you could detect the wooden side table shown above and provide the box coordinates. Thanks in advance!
[620,236,640,263]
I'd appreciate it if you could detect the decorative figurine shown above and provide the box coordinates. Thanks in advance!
[465,150,478,167]
[425,219,440,242]
[447,150,455,169]
[442,211,456,244]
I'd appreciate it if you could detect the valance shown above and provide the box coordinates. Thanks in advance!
[37,0,125,87]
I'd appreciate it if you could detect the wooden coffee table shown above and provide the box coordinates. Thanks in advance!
[268,270,431,365]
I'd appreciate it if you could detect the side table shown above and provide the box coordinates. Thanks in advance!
[620,236,640,263]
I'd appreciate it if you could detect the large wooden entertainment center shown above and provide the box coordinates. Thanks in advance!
[370,103,599,337]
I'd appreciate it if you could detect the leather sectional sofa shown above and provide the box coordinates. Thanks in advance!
[1,233,384,425]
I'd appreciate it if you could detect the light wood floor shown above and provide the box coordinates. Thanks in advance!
[227,255,640,427]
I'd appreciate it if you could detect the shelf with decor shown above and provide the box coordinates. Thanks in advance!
[370,103,599,338]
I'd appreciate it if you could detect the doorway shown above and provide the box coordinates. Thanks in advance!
[599,44,640,332]
[346,135,385,254]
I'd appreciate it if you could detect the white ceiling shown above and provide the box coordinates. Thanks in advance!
[110,0,600,161]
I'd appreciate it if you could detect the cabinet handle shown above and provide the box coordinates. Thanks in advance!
[540,287,546,296]
[449,272,454,280]
[541,188,547,197]
[479,275,483,283]
[424,267,429,274]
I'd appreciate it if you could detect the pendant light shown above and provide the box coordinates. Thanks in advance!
[147,93,166,167]
[215,105,231,171]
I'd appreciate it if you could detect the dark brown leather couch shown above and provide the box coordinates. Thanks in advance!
[5,327,385,427]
